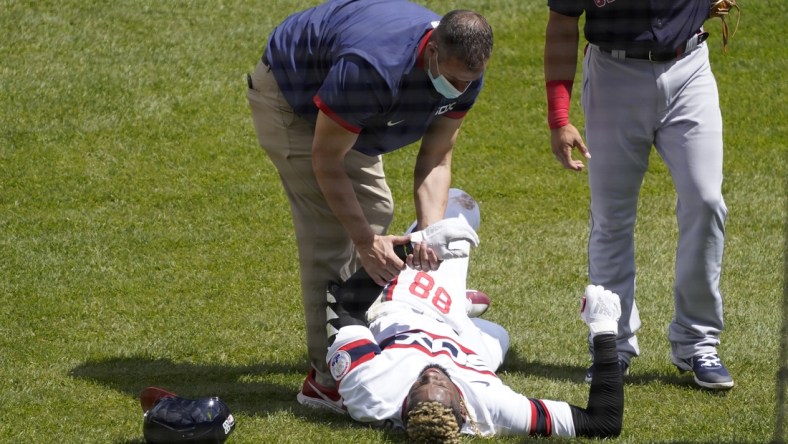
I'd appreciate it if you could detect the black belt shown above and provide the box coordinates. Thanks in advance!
[597,31,709,62]
[247,53,270,89]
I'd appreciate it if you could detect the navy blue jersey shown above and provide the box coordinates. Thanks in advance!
[547,0,709,51]
[264,0,483,156]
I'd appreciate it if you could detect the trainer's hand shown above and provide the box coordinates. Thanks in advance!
[358,234,408,286]
[550,124,590,172]
[580,285,621,338]
[409,217,479,260]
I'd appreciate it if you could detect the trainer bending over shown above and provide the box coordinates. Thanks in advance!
[247,0,493,401]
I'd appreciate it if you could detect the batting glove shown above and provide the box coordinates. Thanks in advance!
[580,285,621,338]
[409,217,480,259]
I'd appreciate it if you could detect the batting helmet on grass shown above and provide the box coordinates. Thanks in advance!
[141,387,235,443]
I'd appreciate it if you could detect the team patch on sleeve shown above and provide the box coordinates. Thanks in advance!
[328,338,380,381]
[329,350,352,380]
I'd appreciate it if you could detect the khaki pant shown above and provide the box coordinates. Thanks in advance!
[247,60,394,387]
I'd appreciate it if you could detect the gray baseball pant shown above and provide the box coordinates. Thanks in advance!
[581,43,726,362]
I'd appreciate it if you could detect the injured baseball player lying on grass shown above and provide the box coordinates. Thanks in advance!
[322,189,624,441]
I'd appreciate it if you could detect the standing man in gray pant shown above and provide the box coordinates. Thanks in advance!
[543,0,733,390]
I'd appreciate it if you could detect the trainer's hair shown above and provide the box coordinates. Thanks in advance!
[406,401,462,444]
[432,10,493,70]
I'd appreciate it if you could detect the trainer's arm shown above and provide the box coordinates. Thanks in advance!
[312,111,409,286]
[544,10,589,171]
[411,115,460,271]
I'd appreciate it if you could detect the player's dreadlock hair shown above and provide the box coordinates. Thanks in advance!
[406,401,462,444]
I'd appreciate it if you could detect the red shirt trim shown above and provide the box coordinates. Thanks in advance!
[313,95,362,134]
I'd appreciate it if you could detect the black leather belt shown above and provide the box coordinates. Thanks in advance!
[247,53,270,89]
[597,31,709,62]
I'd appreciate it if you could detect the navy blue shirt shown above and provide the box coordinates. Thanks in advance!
[264,0,483,156]
[547,0,710,51]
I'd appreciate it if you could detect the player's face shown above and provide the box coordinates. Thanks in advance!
[405,366,462,414]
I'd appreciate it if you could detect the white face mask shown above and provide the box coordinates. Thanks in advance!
[427,51,466,99]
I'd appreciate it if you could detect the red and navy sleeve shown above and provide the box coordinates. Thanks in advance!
[326,325,381,383]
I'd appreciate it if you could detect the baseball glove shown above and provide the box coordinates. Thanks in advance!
[710,0,741,53]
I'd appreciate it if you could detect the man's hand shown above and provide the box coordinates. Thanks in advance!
[550,124,590,172]
[406,241,441,271]
[409,217,479,261]
[357,234,409,286]
[580,285,621,338]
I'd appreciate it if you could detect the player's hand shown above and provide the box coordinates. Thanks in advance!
[409,217,479,260]
[406,240,440,271]
[580,285,621,338]
[358,234,408,286]
[550,124,590,172]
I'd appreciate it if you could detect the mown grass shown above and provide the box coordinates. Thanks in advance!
[1,1,785,443]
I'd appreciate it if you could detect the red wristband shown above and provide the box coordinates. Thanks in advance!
[546,80,573,130]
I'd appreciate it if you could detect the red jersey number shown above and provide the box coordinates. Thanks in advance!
[407,271,452,314]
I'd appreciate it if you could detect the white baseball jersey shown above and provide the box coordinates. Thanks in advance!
[327,257,577,438]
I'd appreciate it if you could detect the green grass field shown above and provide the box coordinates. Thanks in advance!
[1,1,785,443]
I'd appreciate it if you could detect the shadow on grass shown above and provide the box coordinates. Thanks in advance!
[499,349,735,395]
[70,356,306,415]
[71,354,737,444]
[69,356,412,443]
